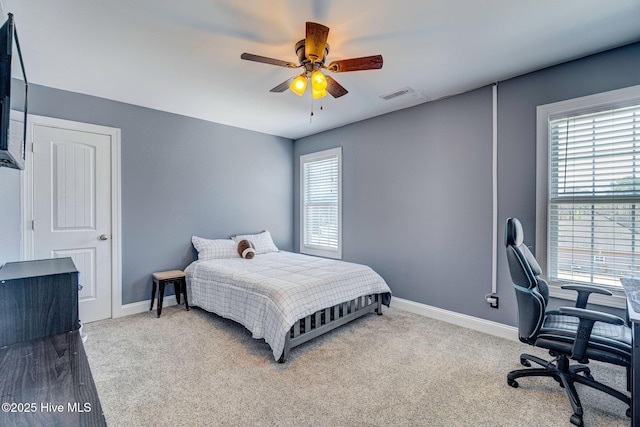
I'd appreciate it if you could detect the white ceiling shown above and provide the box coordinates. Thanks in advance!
[3,0,640,140]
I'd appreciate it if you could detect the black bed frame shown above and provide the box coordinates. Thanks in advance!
[278,292,384,363]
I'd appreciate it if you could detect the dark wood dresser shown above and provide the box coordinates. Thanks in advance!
[0,258,107,426]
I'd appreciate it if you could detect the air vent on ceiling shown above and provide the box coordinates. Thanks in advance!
[380,86,415,101]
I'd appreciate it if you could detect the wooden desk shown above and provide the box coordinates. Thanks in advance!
[0,330,106,426]
[622,277,640,427]
[0,258,105,426]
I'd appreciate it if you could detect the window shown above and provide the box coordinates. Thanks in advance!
[536,85,640,305]
[300,147,342,259]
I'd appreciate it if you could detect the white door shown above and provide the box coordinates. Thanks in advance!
[32,123,113,323]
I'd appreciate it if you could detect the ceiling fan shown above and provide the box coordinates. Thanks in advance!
[241,22,383,99]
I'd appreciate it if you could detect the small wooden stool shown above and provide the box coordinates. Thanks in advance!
[150,270,189,318]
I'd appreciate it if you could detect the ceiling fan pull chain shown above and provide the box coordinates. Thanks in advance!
[310,99,314,123]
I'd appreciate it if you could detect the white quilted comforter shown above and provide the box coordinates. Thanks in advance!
[185,251,391,360]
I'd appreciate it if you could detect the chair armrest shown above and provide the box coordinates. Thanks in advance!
[557,306,626,362]
[561,284,613,308]
[558,307,625,325]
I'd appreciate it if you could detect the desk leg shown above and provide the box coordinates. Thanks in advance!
[634,322,640,427]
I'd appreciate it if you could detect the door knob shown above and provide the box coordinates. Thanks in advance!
[99,234,109,241]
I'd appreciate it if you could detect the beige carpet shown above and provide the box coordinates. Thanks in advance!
[83,306,630,427]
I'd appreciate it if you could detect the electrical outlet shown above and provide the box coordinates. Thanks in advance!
[486,295,499,309]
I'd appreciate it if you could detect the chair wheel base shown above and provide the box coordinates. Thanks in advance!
[507,378,518,388]
[570,414,583,427]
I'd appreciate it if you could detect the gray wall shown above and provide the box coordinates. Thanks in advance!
[295,87,495,319]
[0,84,294,304]
[294,42,640,326]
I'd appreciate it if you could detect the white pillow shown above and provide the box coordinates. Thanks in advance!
[192,236,240,260]
[231,230,279,254]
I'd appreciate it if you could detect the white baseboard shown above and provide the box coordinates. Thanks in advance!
[390,297,519,342]
[118,295,178,318]
[114,295,518,342]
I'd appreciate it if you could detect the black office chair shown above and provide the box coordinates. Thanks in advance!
[505,217,631,426]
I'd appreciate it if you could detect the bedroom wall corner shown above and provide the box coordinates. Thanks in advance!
[5,83,295,307]
[293,41,640,329]
[294,86,495,322]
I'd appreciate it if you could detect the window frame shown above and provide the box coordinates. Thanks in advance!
[536,84,640,309]
[299,147,343,259]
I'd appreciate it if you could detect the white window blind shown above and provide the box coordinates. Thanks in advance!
[548,104,640,289]
[300,148,342,259]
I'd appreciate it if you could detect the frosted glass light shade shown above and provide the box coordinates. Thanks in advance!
[311,70,327,92]
[290,75,307,96]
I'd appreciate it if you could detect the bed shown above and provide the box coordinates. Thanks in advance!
[185,233,391,362]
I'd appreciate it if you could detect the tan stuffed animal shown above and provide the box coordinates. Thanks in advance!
[237,239,256,259]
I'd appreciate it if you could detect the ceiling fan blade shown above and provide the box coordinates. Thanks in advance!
[325,76,348,98]
[327,55,383,72]
[269,77,294,93]
[241,53,298,68]
[305,22,329,62]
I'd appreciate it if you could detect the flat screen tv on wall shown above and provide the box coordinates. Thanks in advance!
[0,13,27,170]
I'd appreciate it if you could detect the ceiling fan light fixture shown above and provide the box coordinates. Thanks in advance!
[312,88,327,99]
[242,22,382,102]
[311,70,327,92]
[290,74,307,96]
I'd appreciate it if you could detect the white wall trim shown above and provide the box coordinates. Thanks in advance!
[110,128,124,318]
[14,110,32,262]
[535,84,640,307]
[299,147,343,260]
[536,84,640,280]
[20,114,123,320]
[122,295,518,339]
[120,295,178,318]
[390,297,519,342]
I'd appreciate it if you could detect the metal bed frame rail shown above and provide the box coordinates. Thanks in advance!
[278,293,383,363]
